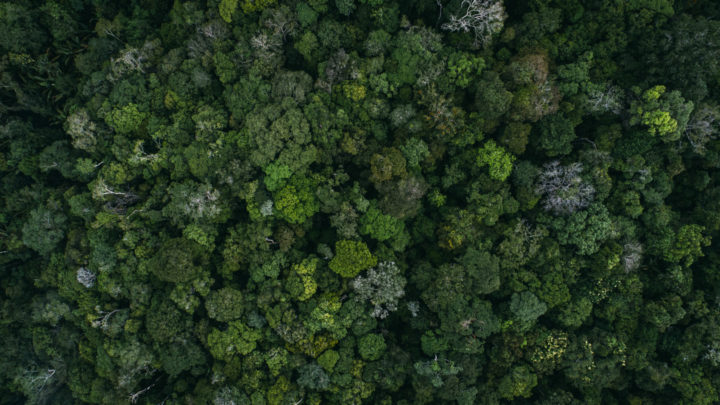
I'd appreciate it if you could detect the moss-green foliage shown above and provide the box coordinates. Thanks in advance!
[317,349,340,371]
[498,366,538,400]
[3,1,720,404]
[329,240,377,278]
[510,291,548,332]
[664,224,711,266]
[219,0,238,23]
[541,203,614,256]
[358,204,405,242]
[207,320,262,359]
[205,287,245,322]
[274,179,319,224]
[285,258,318,301]
[104,103,147,135]
[629,85,694,142]
[536,113,577,157]
[357,333,386,361]
[148,238,206,283]
[21,203,67,255]
[161,340,206,376]
[146,297,190,343]
[477,140,515,181]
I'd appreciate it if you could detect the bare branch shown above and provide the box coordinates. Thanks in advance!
[441,0,507,47]
[536,161,595,215]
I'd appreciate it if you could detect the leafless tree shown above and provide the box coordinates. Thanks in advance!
[129,140,159,166]
[65,109,97,151]
[536,161,595,215]
[417,61,444,88]
[92,178,140,214]
[184,187,221,220]
[260,200,274,217]
[532,80,561,118]
[685,103,720,154]
[92,178,138,201]
[704,342,720,367]
[114,48,146,72]
[198,20,229,40]
[621,242,643,273]
[407,301,420,317]
[108,41,159,81]
[21,367,56,395]
[586,83,624,115]
[441,0,507,47]
[187,35,212,59]
[76,267,96,288]
[251,31,282,53]
[264,6,297,41]
[129,382,155,404]
[317,49,350,94]
[250,30,283,67]
[91,307,120,330]
[351,261,406,319]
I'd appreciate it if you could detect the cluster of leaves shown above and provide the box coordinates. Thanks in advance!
[2,0,720,404]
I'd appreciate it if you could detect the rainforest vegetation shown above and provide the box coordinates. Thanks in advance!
[2,0,720,404]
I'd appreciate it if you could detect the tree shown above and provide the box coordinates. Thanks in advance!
[585,83,624,115]
[335,0,356,16]
[192,105,227,142]
[640,15,720,102]
[497,219,546,269]
[536,113,577,157]
[359,204,406,244]
[358,333,386,361]
[629,85,694,142]
[219,0,239,23]
[285,258,319,301]
[476,140,515,181]
[22,204,67,256]
[442,0,507,47]
[146,297,189,343]
[207,321,262,360]
[163,181,228,225]
[377,176,428,219]
[684,103,720,154]
[414,357,463,388]
[498,366,538,400]
[459,248,500,295]
[0,3,47,53]
[369,148,406,184]
[329,240,377,278]
[447,52,485,88]
[205,287,245,322]
[148,238,205,283]
[535,161,595,215]
[104,103,148,135]
[76,268,96,288]
[65,109,98,152]
[474,71,513,122]
[400,138,430,169]
[544,203,614,256]
[500,122,531,155]
[160,340,206,377]
[664,224,710,267]
[297,363,330,390]
[273,177,319,225]
[351,261,406,318]
[510,291,547,332]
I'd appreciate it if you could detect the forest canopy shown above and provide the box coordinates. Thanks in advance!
[2,0,720,404]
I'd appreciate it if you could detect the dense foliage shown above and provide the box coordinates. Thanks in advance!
[2,0,720,404]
